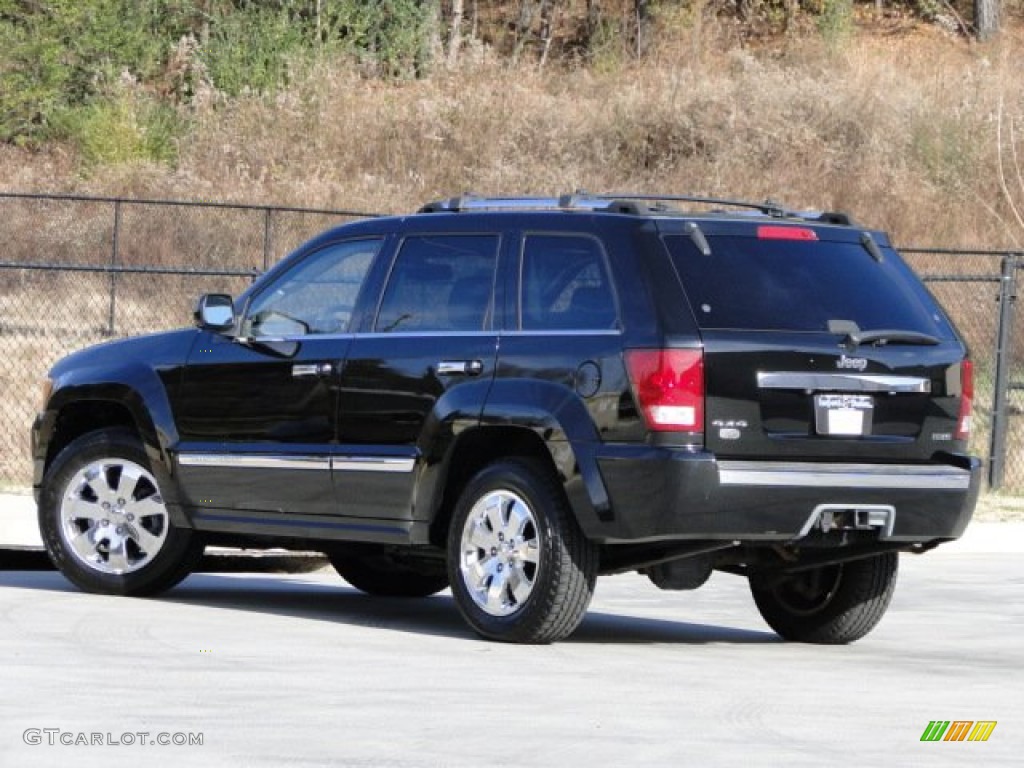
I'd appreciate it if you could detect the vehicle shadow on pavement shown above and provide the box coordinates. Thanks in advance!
[171,575,779,645]
[0,570,779,645]
[571,614,778,645]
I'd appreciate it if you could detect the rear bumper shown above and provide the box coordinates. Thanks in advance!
[586,446,981,545]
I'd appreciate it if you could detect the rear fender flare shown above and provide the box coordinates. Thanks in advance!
[421,379,611,539]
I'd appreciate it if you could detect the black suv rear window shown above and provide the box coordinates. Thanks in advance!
[664,234,952,336]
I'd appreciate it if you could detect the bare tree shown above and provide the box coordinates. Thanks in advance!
[512,0,558,66]
[447,0,464,68]
[422,1,444,74]
[994,95,1024,245]
[976,0,1000,41]
[634,0,651,58]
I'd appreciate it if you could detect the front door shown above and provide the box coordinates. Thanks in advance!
[175,238,381,516]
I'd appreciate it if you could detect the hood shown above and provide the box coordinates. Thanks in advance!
[49,328,200,382]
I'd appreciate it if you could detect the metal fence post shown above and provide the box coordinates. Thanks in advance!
[262,208,273,272]
[107,200,122,336]
[988,254,1019,489]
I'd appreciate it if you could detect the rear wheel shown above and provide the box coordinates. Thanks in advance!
[39,428,203,596]
[749,552,898,644]
[328,552,448,597]
[447,459,597,644]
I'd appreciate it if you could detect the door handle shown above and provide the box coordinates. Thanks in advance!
[292,362,334,378]
[437,360,484,376]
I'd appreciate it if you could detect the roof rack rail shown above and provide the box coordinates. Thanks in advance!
[418,194,618,214]
[417,192,854,225]
[590,193,792,217]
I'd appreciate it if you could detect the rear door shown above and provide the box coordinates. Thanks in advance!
[662,222,969,462]
[334,232,501,520]
[493,228,640,446]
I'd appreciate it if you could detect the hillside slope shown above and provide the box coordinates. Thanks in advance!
[2,17,1023,249]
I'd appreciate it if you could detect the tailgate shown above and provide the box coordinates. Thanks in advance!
[700,332,966,461]
[662,223,971,462]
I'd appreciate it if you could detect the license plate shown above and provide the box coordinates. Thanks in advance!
[814,394,873,436]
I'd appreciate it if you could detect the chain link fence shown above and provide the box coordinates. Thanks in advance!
[0,193,373,487]
[902,249,1023,491]
[1,193,1022,494]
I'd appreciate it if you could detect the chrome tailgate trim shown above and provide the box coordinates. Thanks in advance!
[757,372,931,393]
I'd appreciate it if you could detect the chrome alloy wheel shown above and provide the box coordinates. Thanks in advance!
[459,490,541,617]
[58,458,169,575]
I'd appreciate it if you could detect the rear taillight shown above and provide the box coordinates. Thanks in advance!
[955,359,973,441]
[624,349,704,434]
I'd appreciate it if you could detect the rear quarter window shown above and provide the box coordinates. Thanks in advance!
[664,233,955,338]
[519,234,618,330]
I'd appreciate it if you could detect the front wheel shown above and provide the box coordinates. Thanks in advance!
[39,428,203,596]
[447,459,597,644]
[749,552,898,644]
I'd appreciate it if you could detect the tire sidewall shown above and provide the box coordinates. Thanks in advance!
[446,460,565,641]
[39,428,199,596]
[750,552,898,643]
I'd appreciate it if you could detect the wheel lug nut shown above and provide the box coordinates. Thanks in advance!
[101,519,109,527]
[117,498,126,506]
[116,526,124,534]
[126,514,135,522]
[102,502,110,510]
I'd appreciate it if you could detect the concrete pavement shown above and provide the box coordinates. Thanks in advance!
[0,551,1020,767]
[1,492,38,548]
[2,491,1020,767]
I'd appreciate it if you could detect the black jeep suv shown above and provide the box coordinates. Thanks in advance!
[32,194,981,644]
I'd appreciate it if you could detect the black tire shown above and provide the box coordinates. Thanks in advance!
[328,552,448,597]
[749,552,898,644]
[38,428,203,596]
[447,459,598,644]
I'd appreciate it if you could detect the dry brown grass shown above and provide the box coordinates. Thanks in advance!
[3,20,1022,247]
[975,494,1024,521]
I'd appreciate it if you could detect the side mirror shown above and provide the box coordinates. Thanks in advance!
[194,294,236,332]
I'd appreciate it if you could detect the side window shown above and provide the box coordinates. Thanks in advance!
[520,234,618,330]
[375,235,498,333]
[243,239,380,337]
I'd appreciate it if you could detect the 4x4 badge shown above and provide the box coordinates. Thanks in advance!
[836,355,868,371]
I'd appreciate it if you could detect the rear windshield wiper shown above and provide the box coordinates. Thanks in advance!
[855,329,940,346]
[828,320,940,347]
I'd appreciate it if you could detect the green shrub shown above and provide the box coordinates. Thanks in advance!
[0,0,185,144]
[818,0,855,49]
[200,1,436,94]
[201,5,307,96]
[55,93,182,167]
